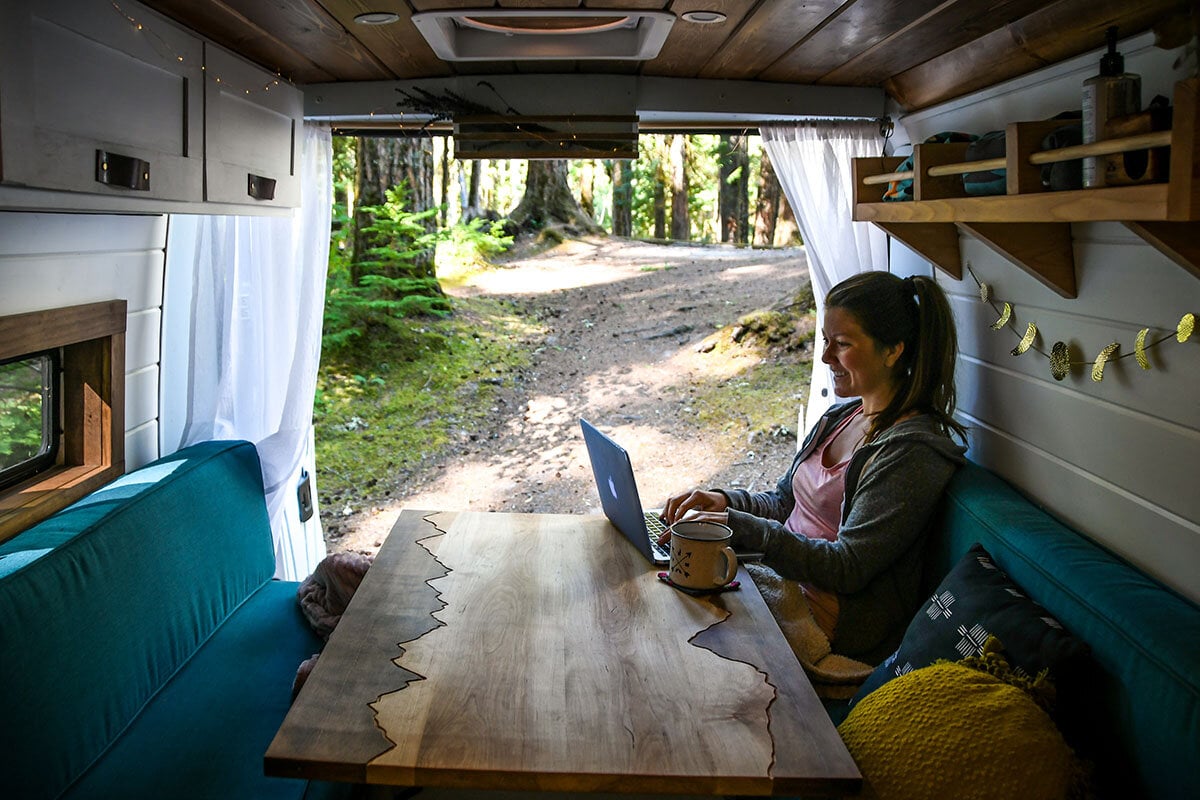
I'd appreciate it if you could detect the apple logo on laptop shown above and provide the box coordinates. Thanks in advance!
[608,476,619,500]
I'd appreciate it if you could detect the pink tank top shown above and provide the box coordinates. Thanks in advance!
[785,407,861,539]
[783,406,861,639]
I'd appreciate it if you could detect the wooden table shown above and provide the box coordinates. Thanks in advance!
[266,510,861,796]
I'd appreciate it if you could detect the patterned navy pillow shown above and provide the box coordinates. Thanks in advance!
[849,543,1089,709]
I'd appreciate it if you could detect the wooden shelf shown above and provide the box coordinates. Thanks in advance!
[853,78,1199,297]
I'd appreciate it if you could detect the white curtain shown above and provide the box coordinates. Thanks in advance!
[761,120,889,431]
[172,123,333,580]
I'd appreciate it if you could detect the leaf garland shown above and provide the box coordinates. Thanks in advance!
[966,265,1195,382]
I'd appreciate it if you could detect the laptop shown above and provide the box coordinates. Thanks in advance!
[580,418,672,565]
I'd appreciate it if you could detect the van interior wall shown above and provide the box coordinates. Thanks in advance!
[887,34,1200,603]
[0,212,165,471]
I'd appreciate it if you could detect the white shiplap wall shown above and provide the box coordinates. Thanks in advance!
[888,37,1200,602]
[0,211,166,470]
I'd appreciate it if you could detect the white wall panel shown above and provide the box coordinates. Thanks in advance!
[125,421,159,472]
[0,211,167,471]
[964,420,1200,602]
[125,366,159,433]
[0,212,168,255]
[125,308,160,372]
[956,357,1199,522]
[0,251,164,315]
[882,44,1200,602]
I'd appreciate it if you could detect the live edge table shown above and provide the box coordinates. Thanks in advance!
[266,510,862,797]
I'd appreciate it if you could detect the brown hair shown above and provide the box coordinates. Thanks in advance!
[825,271,965,443]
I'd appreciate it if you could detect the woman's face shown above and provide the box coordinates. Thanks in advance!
[821,306,904,413]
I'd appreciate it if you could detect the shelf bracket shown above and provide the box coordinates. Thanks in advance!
[874,222,961,279]
[1124,222,1200,280]
[957,222,1076,298]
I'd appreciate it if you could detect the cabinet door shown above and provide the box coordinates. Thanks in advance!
[204,44,303,208]
[0,0,204,201]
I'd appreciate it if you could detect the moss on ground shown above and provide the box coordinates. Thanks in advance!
[314,296,543,516]
[685,284,818,451]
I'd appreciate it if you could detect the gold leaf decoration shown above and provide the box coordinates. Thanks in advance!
[1050,342,1070,381]
[991,302,1012,331]
[967,269,1191,384]
[1091,342,1120,382]
[1011,322,1038,356]
[1135,328,1151,370]
[1178,312,1195,343]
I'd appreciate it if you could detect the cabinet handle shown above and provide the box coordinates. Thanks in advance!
[247,173,277,201]
[95,150,150,191]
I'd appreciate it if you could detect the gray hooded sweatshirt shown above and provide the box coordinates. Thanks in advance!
[722,399,966,664]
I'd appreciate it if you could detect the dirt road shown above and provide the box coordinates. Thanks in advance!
[329,237,813,554]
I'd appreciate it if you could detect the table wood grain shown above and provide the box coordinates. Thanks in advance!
[266,509,861,796]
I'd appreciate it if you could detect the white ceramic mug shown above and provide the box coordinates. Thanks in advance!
[668,520,738,589]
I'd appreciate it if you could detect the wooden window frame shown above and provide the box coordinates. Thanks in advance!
[0,301,126,543]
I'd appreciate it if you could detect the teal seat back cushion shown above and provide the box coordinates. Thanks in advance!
[0,440,275,800]
[928,462,1200,800]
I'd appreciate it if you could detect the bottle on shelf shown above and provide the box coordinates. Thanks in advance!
[1081,26,1142,188]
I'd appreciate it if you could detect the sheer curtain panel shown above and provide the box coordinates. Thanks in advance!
[163,123,333,580]
[761,121,888,432]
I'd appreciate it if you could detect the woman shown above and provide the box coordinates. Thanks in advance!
[661,271,967,664]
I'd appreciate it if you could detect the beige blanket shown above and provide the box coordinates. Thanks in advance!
[292,552,374,700]
[746,562,874,699]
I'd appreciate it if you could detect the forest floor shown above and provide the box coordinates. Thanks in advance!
[325,236,817,556]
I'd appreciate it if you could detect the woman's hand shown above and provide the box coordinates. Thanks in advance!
[663,489,728,524]
[656,490,729,545]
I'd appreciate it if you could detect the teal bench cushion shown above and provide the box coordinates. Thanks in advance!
[61,579,322,800]
[0,440,278,799]
[932,462,1200,800]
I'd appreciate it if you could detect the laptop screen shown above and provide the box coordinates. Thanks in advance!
[580,419,656,562]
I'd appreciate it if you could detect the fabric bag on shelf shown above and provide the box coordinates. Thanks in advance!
[883,132,977,201]
[962,130,1007,195]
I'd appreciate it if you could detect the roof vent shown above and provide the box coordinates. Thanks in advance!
[412,9,675,61]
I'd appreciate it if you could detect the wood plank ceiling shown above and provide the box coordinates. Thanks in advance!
[141,0,1194,113]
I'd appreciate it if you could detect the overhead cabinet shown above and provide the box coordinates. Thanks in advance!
[0,0,204,202]
[203,44,302,208]
[0,0,302,210]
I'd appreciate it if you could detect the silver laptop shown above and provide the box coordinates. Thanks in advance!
[580,419,671,565]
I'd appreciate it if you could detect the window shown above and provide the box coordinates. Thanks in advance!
[0,302,125,543]
[0,350,59,490]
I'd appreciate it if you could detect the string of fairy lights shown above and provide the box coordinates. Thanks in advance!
[111,1,637,156]
[965,264,1195,382]
[110,1,289,97]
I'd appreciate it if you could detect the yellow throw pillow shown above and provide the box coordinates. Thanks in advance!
[838,655,1082,800]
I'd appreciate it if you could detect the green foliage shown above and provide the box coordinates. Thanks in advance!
[314,296,543,515]
[0,360,45,467]
[689,358,811,442]
[436,216,514,279]
[323,185,452,358]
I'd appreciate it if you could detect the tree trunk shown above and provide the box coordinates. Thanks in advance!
[669,135,690,241]
[754,150,782,247]
[509,160,602,236]
[775,194,802,246]
[718,134,750,244]
[465,159,480,214]
[353,136,436,283]
[611,159,633,237]
[652,179,666,238]
[438,138,450,228]
[579,160,595,219]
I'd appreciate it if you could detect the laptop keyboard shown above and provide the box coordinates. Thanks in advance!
[644,512,670,561]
